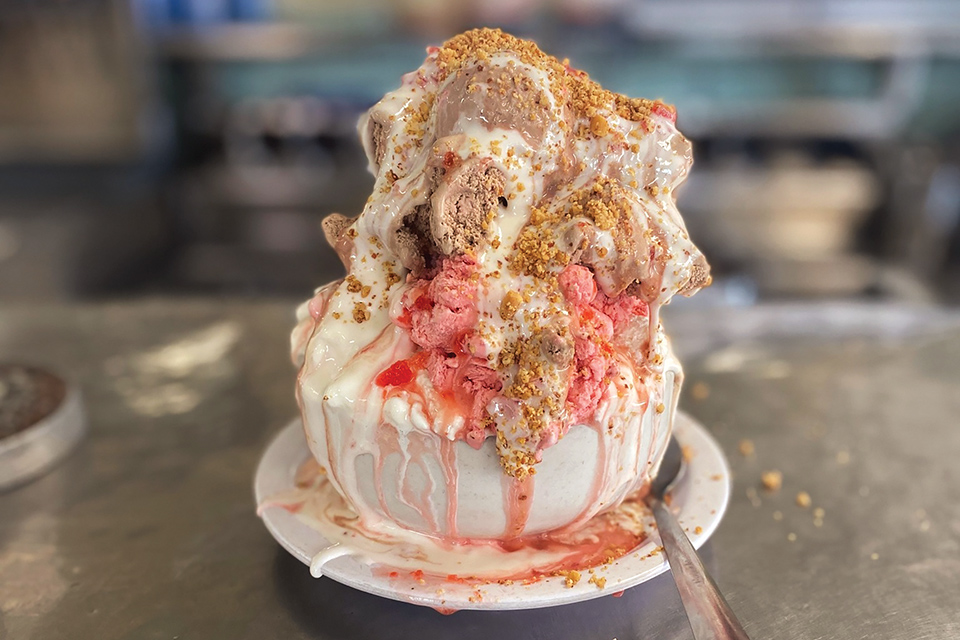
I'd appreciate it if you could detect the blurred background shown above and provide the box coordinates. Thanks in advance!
[2,0,960,305]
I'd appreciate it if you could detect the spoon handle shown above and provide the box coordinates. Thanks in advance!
[649,496,751,640]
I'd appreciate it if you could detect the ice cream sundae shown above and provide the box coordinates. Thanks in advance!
[288,28,709,560]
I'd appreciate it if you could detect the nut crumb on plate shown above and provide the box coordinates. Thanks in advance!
[557,570,581,588]
[588,574,607,589]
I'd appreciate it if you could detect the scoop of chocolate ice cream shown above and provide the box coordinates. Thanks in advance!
[540,325,574,367]
[391,205,435,276]
[361,114,390,170]
[430,157,505,255]
[435,64,556,146]
[679,255,712,295]
[321,213,355,269]
[376,144,506,275]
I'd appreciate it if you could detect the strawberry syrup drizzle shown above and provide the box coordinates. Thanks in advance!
[503,473,536,539]
[374,425,438,532]
[368,348,471,537]
[438,437,459,537]
[569,423,609,530]
[406,431,443,534]
[283,457,650,588]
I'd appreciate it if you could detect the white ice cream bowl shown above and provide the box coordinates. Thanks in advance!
[297,323,680,540]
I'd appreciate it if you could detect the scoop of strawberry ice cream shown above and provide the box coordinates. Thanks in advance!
[389,255,502,445]
[558,265,650,424]
[401,256,479,351]
[558,264,598,306]
[425,353,501,447]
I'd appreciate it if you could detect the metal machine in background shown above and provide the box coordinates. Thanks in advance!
[0,0,170,300]
[154,0,960,300]
[624,0,960,302]
[1,0,959,301]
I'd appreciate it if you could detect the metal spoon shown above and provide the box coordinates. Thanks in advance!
[645,437,750,639]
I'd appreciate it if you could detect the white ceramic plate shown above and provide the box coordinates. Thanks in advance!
[255,411,730,611]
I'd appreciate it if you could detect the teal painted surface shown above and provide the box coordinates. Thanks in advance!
[202,41,960,136]
[209,41,885,102]
[911,59,960,137]
[212,41,428,102]
[587,56,885,106]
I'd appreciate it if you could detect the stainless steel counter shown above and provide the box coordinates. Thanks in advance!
[2,300,959,639]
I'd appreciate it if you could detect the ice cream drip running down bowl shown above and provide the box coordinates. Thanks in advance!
[287,28,710,550]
